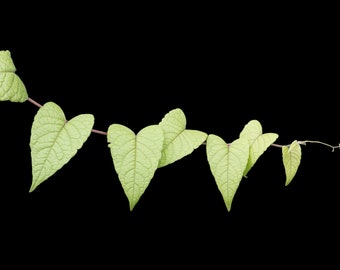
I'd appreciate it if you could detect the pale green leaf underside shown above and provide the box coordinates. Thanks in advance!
[239,119,263,144]
[239,119,278,176]
[282,140,302,186]
[30,101,94,192]
[206,134,249,211]
[107,124,164,211]
[0,50,28,102]
[158,108,207,168]
[0,50,16,72]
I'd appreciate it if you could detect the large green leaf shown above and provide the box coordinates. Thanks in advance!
[30,101,94,192]
[158,108,207,168]
[282,140,302,186]
[206,134,249,211]
[107,124,164,210]
[239,119,278,177]
[0,50,28,102]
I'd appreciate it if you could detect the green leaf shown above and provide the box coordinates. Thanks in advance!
[282,140,302,186]
[0,50,28,102]
[30,101,94,192]
[206,134,249,211]
[107,124,164,210]
[158,108,207,168]
[239,119,278,177]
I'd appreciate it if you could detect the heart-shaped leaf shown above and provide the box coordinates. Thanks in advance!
[206,134,249,211]
[0,50,28,102]
[282,140,302,186]
[239,119,278,177]
[30,101,94,192]
[158,108,207,168]
[107,124,164,210]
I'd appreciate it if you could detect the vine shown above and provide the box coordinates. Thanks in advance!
[1,50,339,212]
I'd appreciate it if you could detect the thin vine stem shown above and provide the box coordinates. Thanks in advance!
[272,141,340,152]
[27,97,42,108]
[27,97,340,150]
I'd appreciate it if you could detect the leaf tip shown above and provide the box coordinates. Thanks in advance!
[28,183,37,193]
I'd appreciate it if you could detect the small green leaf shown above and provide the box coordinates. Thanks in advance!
[107,124,164,210]
[0,50,28,102]
[206,134,249,211]
[30,101,94,192]
[158,108,207,168]
[239,119,278,177]
[282,140,302,186]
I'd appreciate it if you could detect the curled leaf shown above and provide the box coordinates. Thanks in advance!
[158,108,207,168]
[239,119,278,177]
[282,140,302,186]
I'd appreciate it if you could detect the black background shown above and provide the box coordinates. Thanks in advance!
[1,3,339,267]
